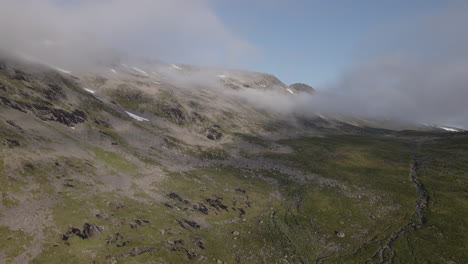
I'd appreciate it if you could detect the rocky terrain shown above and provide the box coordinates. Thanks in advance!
[0,54,467,264]
[288,83,315,94]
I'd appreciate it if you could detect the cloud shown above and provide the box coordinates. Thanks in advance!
[324,2,468,128]
[227,2,468,129]
[0,0,254,69]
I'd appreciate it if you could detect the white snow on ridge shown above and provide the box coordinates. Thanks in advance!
[132,67,149,76]
[170,64,182,70]
[422,124,462,132]
[56,67,72,74]
[218,74,227,79]
[286,88,295,94]
[121,64,132,71]
[317,114,328,120]
[153,81,161,85]
[126,111,149,122]
[438,126,459,132]
[110,69,117,74]
[83,88,96,94]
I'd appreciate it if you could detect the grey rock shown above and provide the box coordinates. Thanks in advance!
[83,223,102,238]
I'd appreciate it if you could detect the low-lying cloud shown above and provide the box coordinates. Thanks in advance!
[233,2,468,129]
[0,0,253,70]
[325,2,468,128]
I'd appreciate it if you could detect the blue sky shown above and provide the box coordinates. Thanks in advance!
[212,0,451,87]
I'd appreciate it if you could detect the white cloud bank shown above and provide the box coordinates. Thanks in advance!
[0,0,254,70]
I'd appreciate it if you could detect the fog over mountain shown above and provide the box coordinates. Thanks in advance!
[0,0,467,128]
[0,0,253,69]
[324,2,468,128]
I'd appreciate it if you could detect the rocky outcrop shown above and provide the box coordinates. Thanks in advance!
[289,83,315,94]
[106,233,129,247]
[177,219,200,230]
[83,223,102,238]
[204,125,223,141]
[0,96,87,126]
[168,192,190,204]
[33,105,87,126]
[193,203,209,215]
[10,70,29,82]
[206,196,229,211]
[62,227,86,241]
[43,83,66,101]
[162,107,186,125]
[129,219,150,229]
[4,139,20,148]
[62,223,101,241]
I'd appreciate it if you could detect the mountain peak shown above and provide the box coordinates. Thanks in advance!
[289,83,315,94]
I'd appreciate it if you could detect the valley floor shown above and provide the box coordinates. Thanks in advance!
[1,126,467,264]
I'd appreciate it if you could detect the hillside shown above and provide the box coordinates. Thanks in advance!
[0,55,467,264]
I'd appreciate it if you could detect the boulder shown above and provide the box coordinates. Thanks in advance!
[335,231,345,238]
[83,223,102,238]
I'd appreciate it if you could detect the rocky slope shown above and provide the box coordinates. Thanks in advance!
[0,54,467,264]
[289,83,315,94]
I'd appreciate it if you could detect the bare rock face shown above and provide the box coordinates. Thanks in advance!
[162,107,186,125]
[204,125,223,141]
[0,96,87,127]
[83,223,102,238]
[289,83,315,94]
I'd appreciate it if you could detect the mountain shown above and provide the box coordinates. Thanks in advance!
[0,54,467,264]
[289,83,315,94]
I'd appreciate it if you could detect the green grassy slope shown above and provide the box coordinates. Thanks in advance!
[3,130,466,263]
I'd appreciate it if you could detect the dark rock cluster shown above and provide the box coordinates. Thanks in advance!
[62,223,102,242]
[204,124,223,141]
[0,96,87,127]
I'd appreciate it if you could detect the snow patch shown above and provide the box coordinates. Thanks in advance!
[153,81,161,85]
[56,67,72,74]
[170,64,182,70]
[317,114,328,120]
[121,64,132,70]
[438,126,459,132]
[132,67,148,76]
[110,69,117,74]
[83,88,96,94]
[218,74,227,78]
[126,111,149,122]
[286,88,295,94]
